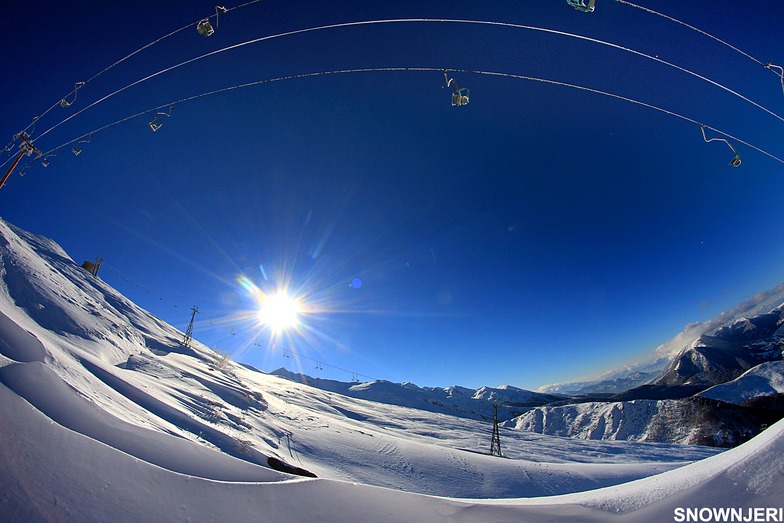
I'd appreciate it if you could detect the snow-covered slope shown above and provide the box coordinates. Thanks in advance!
[2,217,783,521]
[505,397,779,446]
[700,360,784,405]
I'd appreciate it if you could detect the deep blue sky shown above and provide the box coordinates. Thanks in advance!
[3,1,784,389]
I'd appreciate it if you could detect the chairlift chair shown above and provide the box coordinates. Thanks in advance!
[71,134,91,156]
[149,105,173,132]
[196,6,228,37]
[148,116,165,132]
[452,88,470,106]
[60,81,85,108]
[701,124,741,167]
[567,0,596,12]
[766,62,784,94]
[197,19,215,37]
[443,69,470,106]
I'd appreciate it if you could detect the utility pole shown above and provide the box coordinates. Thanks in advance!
[182,305,198,348]
[490,404,503,457]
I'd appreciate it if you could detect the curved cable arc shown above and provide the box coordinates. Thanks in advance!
[29,17,784,148]
[613,0,770,68]
[34,66,784,167]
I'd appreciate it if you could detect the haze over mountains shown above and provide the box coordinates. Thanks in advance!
[1,217,784,521]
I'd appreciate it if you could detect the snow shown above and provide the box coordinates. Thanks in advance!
[700,360,784,404]
[2,217,784,522]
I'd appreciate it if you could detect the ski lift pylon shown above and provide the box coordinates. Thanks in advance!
[701,124,741,167]
[0,133,39,189]
[567,0,596,12]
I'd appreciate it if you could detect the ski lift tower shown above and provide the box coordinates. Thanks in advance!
[490,404,503,457]
[182,305,199,348]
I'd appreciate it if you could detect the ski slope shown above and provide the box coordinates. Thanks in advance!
[2,217,782,522]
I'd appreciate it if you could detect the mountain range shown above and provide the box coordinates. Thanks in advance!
[511,296,784,445]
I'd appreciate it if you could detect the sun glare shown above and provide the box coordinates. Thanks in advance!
[257,292,301,332]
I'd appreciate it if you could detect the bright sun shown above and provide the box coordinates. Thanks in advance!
[257,292,301,332]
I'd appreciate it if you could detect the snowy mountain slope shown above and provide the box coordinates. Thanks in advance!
[523,301,784,448]
[272,368,561,421]
[3,217,783,521]
[540,285,784,396]
[3,364,784,522]
[539,357,669,396]
[505,397,779,446]
[699,360,784,405]
[656,306,784,388]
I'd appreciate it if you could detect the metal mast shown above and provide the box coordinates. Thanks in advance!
[182,305,198,348]
[490,404,502,457]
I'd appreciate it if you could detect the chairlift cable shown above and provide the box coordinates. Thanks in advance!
[27,17,784,149]
[271,344,377,381]
[613,0,771,69]
[8,0,265,151]
[614,0,783,93]
[34,67,784,168]
[104,262,382,381]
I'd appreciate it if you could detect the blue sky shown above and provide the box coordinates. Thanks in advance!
[3,0,784,389]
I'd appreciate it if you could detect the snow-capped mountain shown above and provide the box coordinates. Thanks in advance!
[539,358,669,396]
[700,360,784,405]
[539,284,784,397]
[3,217,784,521]
[655,309,784,388]
[272,368,562,420]
[512,301,784,446]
